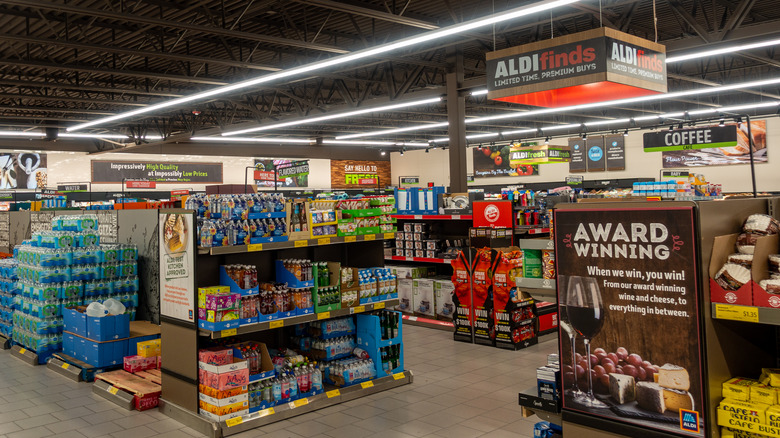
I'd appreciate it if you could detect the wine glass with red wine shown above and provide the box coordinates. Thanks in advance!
[566,276,608,408]
[558,275,586,400]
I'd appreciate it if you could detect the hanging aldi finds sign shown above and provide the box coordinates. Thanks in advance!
[486,27,666,108]
[509,144,571,165]
[643,126,737,152]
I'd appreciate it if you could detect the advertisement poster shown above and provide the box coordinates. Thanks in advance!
[586,136,606,172]
[554,205,704,437]
[0,152,47,189]
[159,212,195,323]
[569,138,587,173]
[92,160,223,184]
[330,160,391,189]
[254,159,309,187]
[472,145,539,178]
[605,135,626,171]
[661,121,767,168]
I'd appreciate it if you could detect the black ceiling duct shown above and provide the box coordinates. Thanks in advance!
[44,126,58,141]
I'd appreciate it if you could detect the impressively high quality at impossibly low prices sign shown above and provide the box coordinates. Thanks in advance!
[92,160,223,184]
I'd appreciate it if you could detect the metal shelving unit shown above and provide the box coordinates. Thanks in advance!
[200,232,395,256]
[384,255,453,264]
[394,214,472,220]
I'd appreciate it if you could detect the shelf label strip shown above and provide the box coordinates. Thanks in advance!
[393,372,405,380]
[326,389,340,398]
[221,328,237,337]
[360,381,374,389]
[714,304,759,323]
[225,417,243,427]
[269,320,284,329]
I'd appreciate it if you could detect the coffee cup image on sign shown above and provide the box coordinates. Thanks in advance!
[163,214,188,254]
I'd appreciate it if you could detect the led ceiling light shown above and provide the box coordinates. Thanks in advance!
[336,121,449,139]
[584,118,632,127]
[470,89,489,96]
[0,131,161,141]
[541,123,582,132]
[666,37,780,63]
[223,97,442,136]
[191,136,314,144]
[67,0,580,132]
[0,131,44,137]
[466,133,500,140]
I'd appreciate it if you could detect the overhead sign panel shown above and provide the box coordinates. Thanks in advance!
[644,126,737,152]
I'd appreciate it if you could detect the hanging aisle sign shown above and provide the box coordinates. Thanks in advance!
[644,126,738,152]
[605,135,626,170]
[486,27,666,108]
[509,144,571,165]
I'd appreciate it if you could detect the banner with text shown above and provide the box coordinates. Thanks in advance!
[555,205,704,437]
[472,145,539,178]
[331,160,391,189]
[254,159,309,187]
[586,136,606,172]
[92,160,223,184]
[159,212,195,323]
[661,121,767,168]
[605,135,626,170]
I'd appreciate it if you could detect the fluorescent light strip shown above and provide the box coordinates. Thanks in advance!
[541,123,582,132]
[501,128,537,136]
[667,37,780,63]
[224,97,442,136]
[0,131,162,141]
[470,89,489,96]
[67,0,579,132]
[322,140,429,147]
[584,118,632,127]
[336,121,449,139]
[466,132,500,139]
[0,131,43,137]
[191,136,314,144]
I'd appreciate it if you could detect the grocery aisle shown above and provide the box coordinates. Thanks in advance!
[0,325,556,438]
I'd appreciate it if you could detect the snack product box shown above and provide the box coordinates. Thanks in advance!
[198,367,249,391]
[723,377,758,401]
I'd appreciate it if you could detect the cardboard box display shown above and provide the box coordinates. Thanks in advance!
[709,233,779,307]
[63,331,129,368]
[199,408,247,423]
[198,384,248,400]
[720,427,771,437]
[396,279,413,313]
[198,286,231,308]
[198,358,247,374]
[433,279,455,320]
[231,343,275,380]
[767,405,780,427]
[451,250,473,343]
[137,339,161,358]
[412,278,435,317]
[199,399,249,416]
[723,377,757,401]
[198,392,248,407]
[124,355,157,374]
[717,399,777,436]
[472,247,496,345]
[63,307,130,341]
[198,347,234,366]
[749,234,780,308]
[198,367,249,391]
[536,301,559,335]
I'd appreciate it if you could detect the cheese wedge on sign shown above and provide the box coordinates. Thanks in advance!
[636,382,666,414]
[658,363,690,391]
[663,387,695,413]
[609,373,636,404]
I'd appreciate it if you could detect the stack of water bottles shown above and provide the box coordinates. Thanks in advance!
[186,193,288,248]
[0,259,19,339]
[247,350,325,412]
[11,214,139,357]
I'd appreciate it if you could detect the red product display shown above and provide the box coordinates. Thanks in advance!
[451,251,474,343]
[473,201,513,229]
[472,247,496,346]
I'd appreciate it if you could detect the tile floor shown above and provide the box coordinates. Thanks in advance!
[0,324,557,438]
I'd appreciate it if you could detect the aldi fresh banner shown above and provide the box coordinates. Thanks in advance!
[330,160,391,189]
[660,121,767,168]
[554,205,705,437]
[472,144,539,178]
[508,144,571,165]
[92,160,223,184]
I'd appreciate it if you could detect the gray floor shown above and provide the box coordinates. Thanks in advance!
[0,325,557,438]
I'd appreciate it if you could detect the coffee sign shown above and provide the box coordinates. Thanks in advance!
[487,27,666,107]
[644,126,738,152]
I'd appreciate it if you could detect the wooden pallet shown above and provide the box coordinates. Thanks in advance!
[95,369,162,411]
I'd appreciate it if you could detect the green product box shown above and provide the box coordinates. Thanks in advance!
[523,249,543,278]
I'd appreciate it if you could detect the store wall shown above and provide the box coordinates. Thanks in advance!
[24,152,334,192]
[390,117,780,193]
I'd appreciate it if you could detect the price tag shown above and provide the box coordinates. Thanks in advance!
[715,304,760,323]
[405,257,414,261]
[363,234,376,241]
[383,233,394,239]
[414,215,422,219]
[375,302,385,309]
[353,305,366,314]
[317,312,330,320]
[247,243,263,252]
[225,417,243,427]
[18,348,26,355]
[62,363,70,370]
[360,381,374,389]
[269,320,284,329]
[393,372,405,380]
[317,237,331,245]
[452,215,461,220]
[258,407,275,417]
[294,240,308,248]
[345,236,357,243]
[294,398,308,407]
[108,386,119,395]
[221,328,237,337]
[326,389,341,398]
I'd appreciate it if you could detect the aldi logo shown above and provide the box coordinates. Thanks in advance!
[680,409,700,433]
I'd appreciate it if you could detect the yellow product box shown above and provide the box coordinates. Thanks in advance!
[752,384,779,406]
[763,369,780,388]
[718,399,771,432]
[198,399,248,416]
[198,384,248,399]
[722,426,774,437]
[198,286,230,308]
[767,405,780,428]
[725,378,759,401]
[137,339,161,358]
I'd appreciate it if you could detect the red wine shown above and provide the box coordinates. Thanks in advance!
[558,305,576,337]
[567,305,604,339]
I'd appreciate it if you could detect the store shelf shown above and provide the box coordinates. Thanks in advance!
[199,299,399,339]
[200,233,395,255]
[518,386,561,425]
[516,239,554,250]
[711,303,780,325]
[394,214,472,220]
[515,227,550,235]
[159,371,414,438]
[401,314,454,331]
[384,256,453,264]
[515,277,555,290]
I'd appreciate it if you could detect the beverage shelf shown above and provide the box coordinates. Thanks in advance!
[394,214,472,220]
[515,277,556,290]
[199,233,395,256]
[158,371,414,438]
[384,256,452,264]
[199,299,400,339]
[711,303,780,325]
[518,386,561,424]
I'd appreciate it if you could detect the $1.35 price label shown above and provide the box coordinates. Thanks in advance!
[714,304,759,323]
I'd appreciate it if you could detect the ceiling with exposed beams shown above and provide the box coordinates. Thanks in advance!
[0,0,779,155]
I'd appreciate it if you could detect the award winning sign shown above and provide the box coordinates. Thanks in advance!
[330,160,391,189]
[644,126,737,152]
[92,161,223,184]
[509,144,571,166]
[486,27,666,107]
[555,205,705,437]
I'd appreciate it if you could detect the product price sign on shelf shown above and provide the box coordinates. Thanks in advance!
[714,304,759,323]
[327,389,341,398]
[554,204,705,437]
